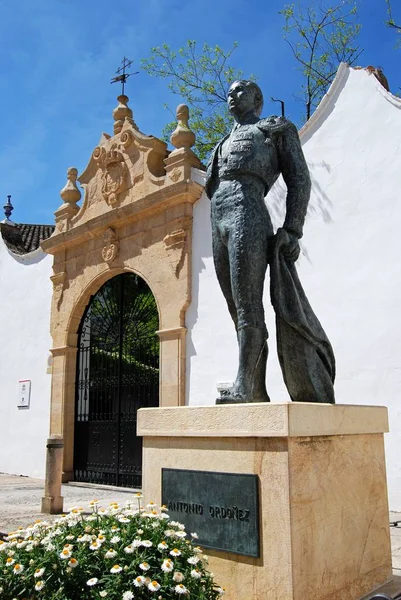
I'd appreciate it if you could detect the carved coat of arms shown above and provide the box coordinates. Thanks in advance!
[93,145,129,207]
[102,228,119,264]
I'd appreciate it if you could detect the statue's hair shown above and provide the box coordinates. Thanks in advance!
[230,80,264,117]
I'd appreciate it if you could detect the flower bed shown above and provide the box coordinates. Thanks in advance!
[0,495,224,599]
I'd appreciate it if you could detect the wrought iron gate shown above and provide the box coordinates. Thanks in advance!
[74,273,159,488]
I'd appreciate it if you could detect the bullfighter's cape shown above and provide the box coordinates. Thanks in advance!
[270,228,336,404]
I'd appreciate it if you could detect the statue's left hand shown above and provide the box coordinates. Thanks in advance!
[281,230,300,262]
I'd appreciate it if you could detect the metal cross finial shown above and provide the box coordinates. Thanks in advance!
[111,57,139,95]
[4,195,13,220]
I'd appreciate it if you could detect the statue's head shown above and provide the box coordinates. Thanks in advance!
[227,80,264,120]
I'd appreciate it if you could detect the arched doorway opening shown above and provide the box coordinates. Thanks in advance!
[73,272,159,488]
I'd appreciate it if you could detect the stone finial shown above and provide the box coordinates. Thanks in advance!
[60,167,81,205]
[3,195,14,220]
[113,94,134,135]
[170,104,196,151]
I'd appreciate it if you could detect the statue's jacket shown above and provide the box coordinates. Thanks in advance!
[205,116,311,239]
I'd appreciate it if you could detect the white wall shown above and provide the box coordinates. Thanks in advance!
[0,239,53,478]
[186,65,401,511]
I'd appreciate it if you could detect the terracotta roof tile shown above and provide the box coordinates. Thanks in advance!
[0,222,55,255]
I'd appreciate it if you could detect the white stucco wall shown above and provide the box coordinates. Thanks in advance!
[186,65,401,511]
[0,236,53,478]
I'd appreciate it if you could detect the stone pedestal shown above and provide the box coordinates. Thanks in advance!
[138,403,393,600]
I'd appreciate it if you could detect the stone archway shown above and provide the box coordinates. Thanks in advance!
[41,95,204,508]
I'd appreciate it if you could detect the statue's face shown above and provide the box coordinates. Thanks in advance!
[227,81,256,119]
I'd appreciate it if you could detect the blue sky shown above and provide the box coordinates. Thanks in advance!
[0,0,398,224]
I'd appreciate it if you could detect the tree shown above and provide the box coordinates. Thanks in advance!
[280,1,363,121]
[385,0,401,46]
[141,41,253,161]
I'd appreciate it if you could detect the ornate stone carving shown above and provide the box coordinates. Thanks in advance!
[163,229,187,277]
[120,130,134,149]
[169,168,182,183]
[51,272,66,310]
[102,228,119,264]
[93,145,129,207]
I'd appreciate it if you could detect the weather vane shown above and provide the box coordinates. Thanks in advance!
[111,57,139,95]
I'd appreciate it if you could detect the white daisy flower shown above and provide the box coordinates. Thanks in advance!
[124,545,134,554]
[134,492,143,498]
[191,568,202,578]
[161,558,174,573]
[170,548,181,557]
[35,580,45,591]
[141,540,152,547]
[110,536,121,544]
[146,501,156,508]
[68,558,78,568]
[118,516,130,523]
[89,540,101,550]
[164,529,176,537]
[158,541,168,551]
[139,561,150,571]
[175,531,186,538]
[87,577,98,586]
[190,532,199,539]
[175,584,189,595]
[110,564,122,573]
[132,539,142,548]
[137,529,144,535]
[105,548,117,558]
[215,587,225,595]
[63,543,73,549]
[122,591,134,600]
[99,592,108,598]
[173,571,185,583]
[134,575,146,587]
[148,580,161,592]
[60,548,72,560]
[13,563,24,574]
[34,567,45,578]
[187,555,200,565]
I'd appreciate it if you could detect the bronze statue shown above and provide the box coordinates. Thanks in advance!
[205,80,335,404]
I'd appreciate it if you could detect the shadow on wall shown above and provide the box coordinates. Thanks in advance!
[266,161,334,264]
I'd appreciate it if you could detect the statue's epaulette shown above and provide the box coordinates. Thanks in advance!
[257,115,294,136]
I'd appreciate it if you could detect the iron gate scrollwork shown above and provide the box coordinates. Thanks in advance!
[74,273,159,488]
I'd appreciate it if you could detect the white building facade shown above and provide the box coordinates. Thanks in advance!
[0,221,53,479]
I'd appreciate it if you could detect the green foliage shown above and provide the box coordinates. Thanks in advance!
[280,0,363,121]
[385,0,401,47]
[141,41,254,161]
[0,500,224,599]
